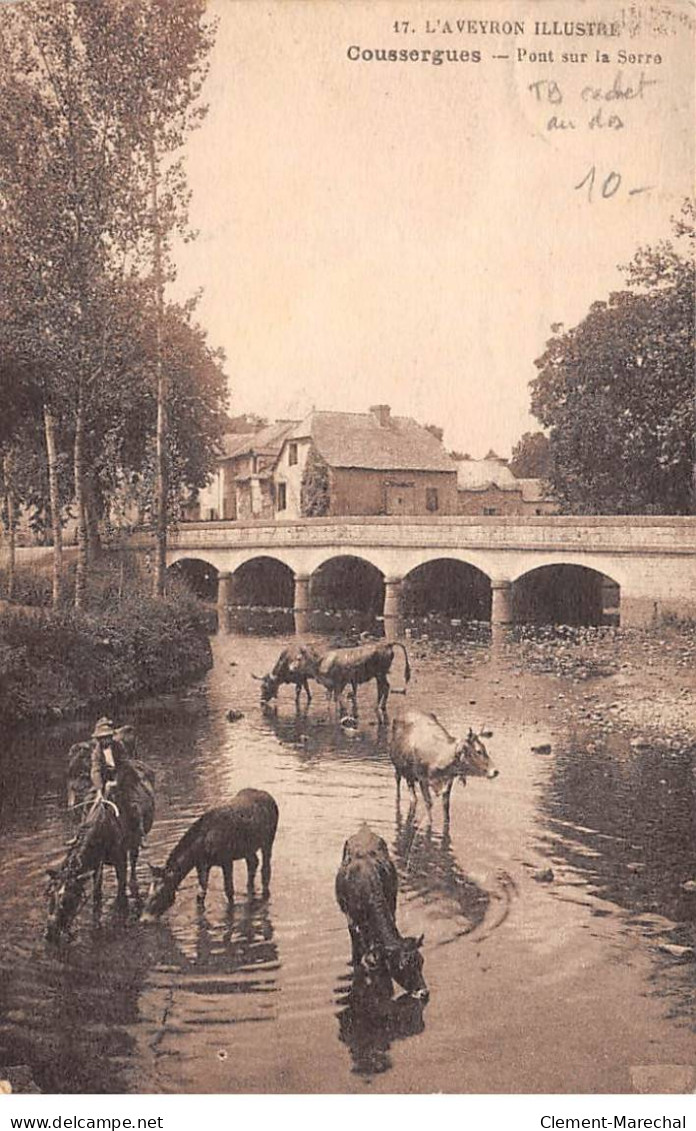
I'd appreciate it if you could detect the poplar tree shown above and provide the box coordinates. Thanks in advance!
[0,0,216,605]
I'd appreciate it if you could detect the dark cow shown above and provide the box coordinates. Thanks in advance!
[390,708,498,825]
[316,641,411,717]
[335,824,428,1001]
[140,789,278,921]
[253,644,323,708]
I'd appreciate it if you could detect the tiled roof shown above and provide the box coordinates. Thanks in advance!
[456,459,521,492]
[288,411,456,473]
[456,459,551,501]
[221,420,298,461]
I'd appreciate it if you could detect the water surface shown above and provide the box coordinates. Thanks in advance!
[1,620,695,1093]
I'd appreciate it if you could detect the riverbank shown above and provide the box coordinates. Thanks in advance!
[0,583,213,727]
[416,620,696,751]
[506,623,696,747]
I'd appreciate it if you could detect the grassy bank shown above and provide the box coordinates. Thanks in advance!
[0,567,213,726]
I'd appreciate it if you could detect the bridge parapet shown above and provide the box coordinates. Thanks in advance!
[155,516,696,557]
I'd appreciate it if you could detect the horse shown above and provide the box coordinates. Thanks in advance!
[66,726,155,892]
[46,729,156,941]
[46,798,130,942]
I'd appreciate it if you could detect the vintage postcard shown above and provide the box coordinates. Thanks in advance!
[0,0,694,1104]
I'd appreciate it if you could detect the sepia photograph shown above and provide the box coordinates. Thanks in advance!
[0,0,694,1100]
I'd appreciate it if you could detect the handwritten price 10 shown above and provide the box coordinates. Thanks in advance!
[575,166,653,202]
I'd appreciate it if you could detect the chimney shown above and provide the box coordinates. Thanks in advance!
[370,404,391,428]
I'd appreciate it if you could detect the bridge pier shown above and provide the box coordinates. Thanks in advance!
[490,579,513,626]
[383,577,403,619]
[293,574,311,612]
[217,571,236,613]
[383,576,404,638]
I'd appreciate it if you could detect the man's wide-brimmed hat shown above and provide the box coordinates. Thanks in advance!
[92,717,115,739]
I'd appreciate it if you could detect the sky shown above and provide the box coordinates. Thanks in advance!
[172,0,694,458]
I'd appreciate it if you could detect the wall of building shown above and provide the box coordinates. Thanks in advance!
[330,468,457,516]
[273,438,311,519]
[195,470,224,521]
[457,487,554,516]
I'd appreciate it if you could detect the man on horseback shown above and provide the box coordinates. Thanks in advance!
[90,717,146,844]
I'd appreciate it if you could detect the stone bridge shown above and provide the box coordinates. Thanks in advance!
[136,515,696,627]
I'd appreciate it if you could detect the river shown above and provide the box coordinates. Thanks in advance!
[1,617,695,1094]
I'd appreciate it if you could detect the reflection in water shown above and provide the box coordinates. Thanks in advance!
[156,899,279,983]
[539,730,696,1037]
[393,803,493,940]
[540,731,696,923]
[334,966,426,1077]
[2,617,696,1094]
[260,703,391,767]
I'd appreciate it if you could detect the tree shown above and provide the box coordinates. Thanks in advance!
[116,0,216,596]
[0,0,217,604]
[301,446,331,517]
[226,414,268,435]
[509,432,551,479]
[530,202,695,515]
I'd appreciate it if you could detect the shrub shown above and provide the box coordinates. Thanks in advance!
[0,581,213,727]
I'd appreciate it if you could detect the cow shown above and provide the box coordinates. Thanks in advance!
[253,644,324,708]
[390,707,498,826]
[335,824,428,1001]
[315,641,411,717]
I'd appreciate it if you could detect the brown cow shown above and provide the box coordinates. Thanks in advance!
[335,824,428,1000]
[253,644,324,708]
[315,641,411,717]
[390,708,498,825]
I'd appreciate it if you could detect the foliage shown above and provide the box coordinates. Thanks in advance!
[0,0,220,603]
[0,573,212,726]
[509,432,552,479]
[227,414,268,434]
[300,444,331,517]
[531,202,695,514]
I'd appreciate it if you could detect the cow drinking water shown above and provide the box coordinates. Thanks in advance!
[253,645,323,708]
[140,789,278,921]
[335,824,428,1000]
[390,708,498,826]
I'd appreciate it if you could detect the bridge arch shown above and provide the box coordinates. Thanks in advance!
[513,563,620,626]
[310,554,385,615]
[402,557,492,620]
[231,555,296,609]
[167,556,219,601]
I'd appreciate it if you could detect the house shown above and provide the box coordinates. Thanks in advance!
[455,452,556,516]
[273,405,458,519]
[190,420,297,521]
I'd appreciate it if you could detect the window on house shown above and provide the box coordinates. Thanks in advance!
[425,487,439,513]
[277,482,287,511]
[251,455,258,474]
[288,443,298,466]
[483,506,497,516]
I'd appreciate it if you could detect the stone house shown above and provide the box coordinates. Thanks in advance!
[190,420,297,521]
[456,453,556,516]
[273,405,458,519]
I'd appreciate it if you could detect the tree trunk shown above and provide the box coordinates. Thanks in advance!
[149,130,167,597]
[73,380,88,609]
[2,450,16,600]
[84,470,102,562]
[43,406,63,608]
